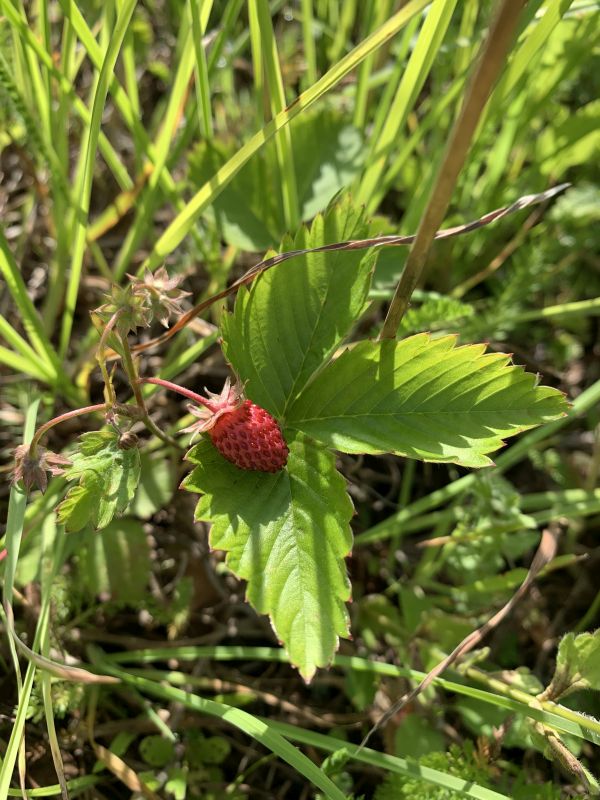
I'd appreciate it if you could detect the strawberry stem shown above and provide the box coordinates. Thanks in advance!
[30,404,108,456]
[139,378,218,411]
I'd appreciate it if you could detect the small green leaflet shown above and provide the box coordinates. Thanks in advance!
[286,335,568,468]
[181,432,353,681]
[543,631,600,701]
[221,197,378,418]
[56,429,141,532]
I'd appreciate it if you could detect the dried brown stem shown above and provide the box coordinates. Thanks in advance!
[379,0,529,339]
[359,525,560,751]
[112,184,568,362]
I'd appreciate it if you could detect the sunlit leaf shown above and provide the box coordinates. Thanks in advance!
[57,430,140,532]
[181,432,353,680]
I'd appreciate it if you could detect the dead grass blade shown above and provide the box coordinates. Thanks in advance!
[127,183,568,359]
[359,525,561,751]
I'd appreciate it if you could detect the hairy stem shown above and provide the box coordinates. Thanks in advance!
[96,309,124,404]
[30,404,107,456]
[119,337,181,449]
[139,377,216,410]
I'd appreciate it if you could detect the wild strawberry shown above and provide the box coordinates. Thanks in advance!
[184,378,288,473]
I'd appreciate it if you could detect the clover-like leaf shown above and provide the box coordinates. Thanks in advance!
[221,197,378,418]
[286,335,568,468]
[541,631,600,701]
[57,430,141,532]
[181,432,353,681]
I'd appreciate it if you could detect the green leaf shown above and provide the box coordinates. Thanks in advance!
[287,335,568,468]
[188,111,364,250]
[127,452,175,519]
[394,716,445,760]
[186,734,231,765]
[75,519,150,605]
[222,198,378,418]
[57,430,141,532]
[544,632,600,700]
[165,766,187,800]
[139,735,175,767]
[374,742,496,800]
[181,432,353,681]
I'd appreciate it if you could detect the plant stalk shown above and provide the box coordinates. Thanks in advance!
[379,0,528,339]
[96,309,124,404]
[139,377,216,410]
[119,336,181,449]
[30,404,107,457]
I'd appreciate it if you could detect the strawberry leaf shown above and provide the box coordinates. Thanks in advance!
[286,335,568,468]
[181,432,353,681]
[543,631,600,700]
[221,197,378,418]
[57,430,141,532]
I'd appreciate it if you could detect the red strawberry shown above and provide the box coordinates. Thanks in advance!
[184,379,288,473]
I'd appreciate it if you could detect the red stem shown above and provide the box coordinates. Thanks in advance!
[139,378,217,411]
[30,404,107,455]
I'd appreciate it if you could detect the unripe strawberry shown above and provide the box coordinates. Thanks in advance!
[185,379,288,473]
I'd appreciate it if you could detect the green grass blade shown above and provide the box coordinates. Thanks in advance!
[89,653,348,800]
[453,0,479,80]
[252,0,299,230]
[38,0,53,136]
[0,346,56,383]
[357,0,459,211]
[0,316,55,380]
[0,399,39,797]
[112,18,197,279]
[39,517,69,799]
[367,13,421,150]
[56,0,195,204]
[300,0,317,88]
[489,0,575,108]
[0,48,70,201]
[382,76,465,205]
[117,0,142,166]
[0,229,62,374]
[188,0,214,139]
[96,653,508,799]
[0,0,133,192]
[206,0,245,74]
[139,0,431,273]
[103,646,600,746]
[5,776,103,797]
[267,719,511,800]
[353,0,393,128]
[6,0,51,136]
[58,0,137,358]
[506,296,600,323]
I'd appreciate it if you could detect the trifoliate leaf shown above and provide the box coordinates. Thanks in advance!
[57,429,141,532]
[139,735,175,767]
[542,631,600,700]
[286,335,568,468]
[181,432,353,681]
[221,197,378,418]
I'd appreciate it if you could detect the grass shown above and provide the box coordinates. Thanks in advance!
[1,0,599,797]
